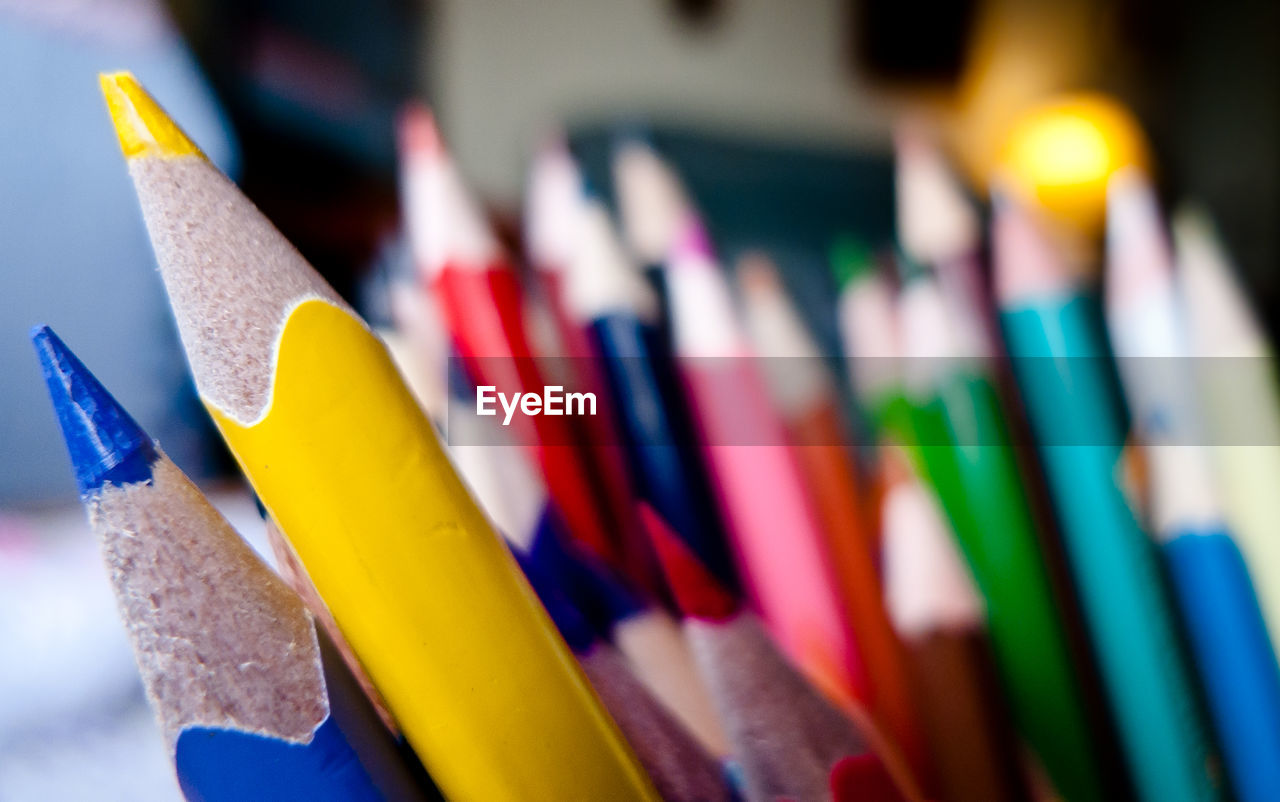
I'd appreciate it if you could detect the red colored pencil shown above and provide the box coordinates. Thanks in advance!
[398,106,655,593]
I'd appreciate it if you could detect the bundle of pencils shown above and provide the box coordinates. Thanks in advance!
[29,69,1280,802]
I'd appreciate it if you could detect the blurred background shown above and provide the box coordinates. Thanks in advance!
[0,0,1275,798]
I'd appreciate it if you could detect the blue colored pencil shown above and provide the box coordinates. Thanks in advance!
[1105,170,1280,802]
[558,178,739,597]
[33,325,424,802]
[992,194,1223,802]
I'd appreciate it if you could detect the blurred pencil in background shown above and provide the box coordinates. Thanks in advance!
[736,252,928,782]
[879,442,1030,802]
[644,480,912,802]
[1105,169,1280,802]
[1173,207,1280,652]
[895,256,1112,801]
[658,186,869,717]
[398,106,662,597]
[994,187,1222,802]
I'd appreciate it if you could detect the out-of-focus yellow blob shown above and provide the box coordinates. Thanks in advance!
[1001,94,1148,233]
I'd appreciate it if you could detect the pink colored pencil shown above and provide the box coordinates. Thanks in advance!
[663,215,867,707]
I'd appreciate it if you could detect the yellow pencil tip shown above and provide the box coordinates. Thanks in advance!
[99,71,204,160]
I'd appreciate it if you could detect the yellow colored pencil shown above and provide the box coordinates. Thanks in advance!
[100,72,657,802]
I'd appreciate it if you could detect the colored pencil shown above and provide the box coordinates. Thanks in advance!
[522,135,655,585]
[896,265,1111,801]
[384,235,724,760]
[1105,169,1280,802]
[390,245,727,762]
[897,133,1121,800]
[644,495,908,802]
[612,134,694,354]
[101,72,657,801]
[879,442,1030,802]
[664,213,867,709]
[443,355,732,759]
[894,126,993,345]
[831,237,910,438]
[262,518,444,801]
[1174,206,1280,649]
[264,518,398,735]
[512,548,732,802]
[398,104,658,594]
[558,169,734,597]
[994,187,1222,802]
[34,326,429,802]
[613,135,693,272]
[735,252,929,783]
[525,133,600,367]
[383,275,453,426]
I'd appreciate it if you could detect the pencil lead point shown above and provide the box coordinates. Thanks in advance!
[398,102,444,159]
[641,504,738,621]
[99,71,204,161]
[32,325,157,496]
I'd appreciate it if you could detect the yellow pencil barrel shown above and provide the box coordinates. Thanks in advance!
[101,70,658,802]
[210,302,656,800]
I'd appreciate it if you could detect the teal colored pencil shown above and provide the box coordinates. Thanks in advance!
[993,193,1223,802]
[895,268,1113,802]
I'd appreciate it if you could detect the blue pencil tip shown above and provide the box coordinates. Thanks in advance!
[32,326,158,496]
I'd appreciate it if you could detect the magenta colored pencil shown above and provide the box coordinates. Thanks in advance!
[663,216,867,707]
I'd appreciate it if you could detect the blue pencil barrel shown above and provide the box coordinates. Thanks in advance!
[176,717,382,802]
[1164,531,1280,802]
[589,312,737,588]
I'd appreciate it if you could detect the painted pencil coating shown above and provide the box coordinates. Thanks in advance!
[892,273,1110,801]
[1164,531,1280,802]
[736,256,928,785]
[1175,208,1280,651]
[102,73,657,802]
[210,298,656,801]
[881,448,1030,802]
[681,352,864,703]
[1000,294,1221,802]
[588,314,737,594]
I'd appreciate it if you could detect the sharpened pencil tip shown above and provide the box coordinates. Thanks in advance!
[641,505,738,621]
[398,102,444,159]
[671,215,714,263]
[99,71,204,161]
[32,325,158,496]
